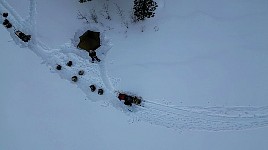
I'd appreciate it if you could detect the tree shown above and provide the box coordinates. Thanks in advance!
[133,0,158,21]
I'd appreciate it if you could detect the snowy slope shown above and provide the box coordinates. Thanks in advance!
[2,25,268,150]
[1,0,268,131]
[1,0,268,149]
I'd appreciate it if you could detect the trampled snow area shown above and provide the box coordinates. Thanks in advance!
[1,0,268,149]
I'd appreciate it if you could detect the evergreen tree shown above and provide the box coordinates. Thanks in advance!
[133,0,158,21]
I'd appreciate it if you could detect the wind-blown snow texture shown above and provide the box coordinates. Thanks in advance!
[1,0,268,131]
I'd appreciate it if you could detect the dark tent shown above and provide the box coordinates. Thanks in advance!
[77,30,101,51]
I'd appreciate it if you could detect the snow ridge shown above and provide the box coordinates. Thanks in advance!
[1,0,268,131]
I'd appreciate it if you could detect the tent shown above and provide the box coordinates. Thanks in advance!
[77,30,101,51]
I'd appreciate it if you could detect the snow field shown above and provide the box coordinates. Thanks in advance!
[1,0,268,131]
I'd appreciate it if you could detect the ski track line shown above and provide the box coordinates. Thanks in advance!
[2,0,268,131]
[138,103,268,131]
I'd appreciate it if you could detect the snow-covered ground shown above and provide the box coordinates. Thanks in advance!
[1,0,268,149]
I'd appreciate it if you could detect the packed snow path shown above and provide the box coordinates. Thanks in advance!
[1,0,268,131]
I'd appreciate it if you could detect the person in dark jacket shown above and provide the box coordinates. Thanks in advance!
[56,64,62,70]
[3,13,8,18]
[89,50,100,63]
[98,89,104,95]
[72,76,78,82]
[118,93,133,106]
[3,19,12,28]
[118,93,142,106]
[66,61,73,67]
[3,19,9,26]
[89,84,96,92]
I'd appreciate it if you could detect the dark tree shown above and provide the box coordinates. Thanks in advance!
[133,0,158,21]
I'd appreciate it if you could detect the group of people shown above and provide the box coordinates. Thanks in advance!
[118,93,142,106]
[55,60,142,106]
[71,44,143,106]
[90,84,104,95]
[2,13,12,28]
[3,12,141,107]
[2,12,31,42]
[56,60,104,95]
[2,13,12,29]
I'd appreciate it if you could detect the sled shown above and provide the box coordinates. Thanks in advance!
[117,92,142,106]
[15,30,31,42]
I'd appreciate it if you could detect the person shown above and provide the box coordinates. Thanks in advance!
[3,19,9,25]
[89,50,100,63]
[72,76,78,82]
[3,12,8,18]
[78,70,84,75]
[15,30,31,42]
[56,64,62,70]
[3,19,12,28]
[89,85,96,92]
[132,96,141,105]
[124,95,133,106]
[66,61,72,67]
[98,89,104,95]
[118,93,133,106]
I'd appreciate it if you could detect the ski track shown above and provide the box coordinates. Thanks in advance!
[1,0,268,131]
